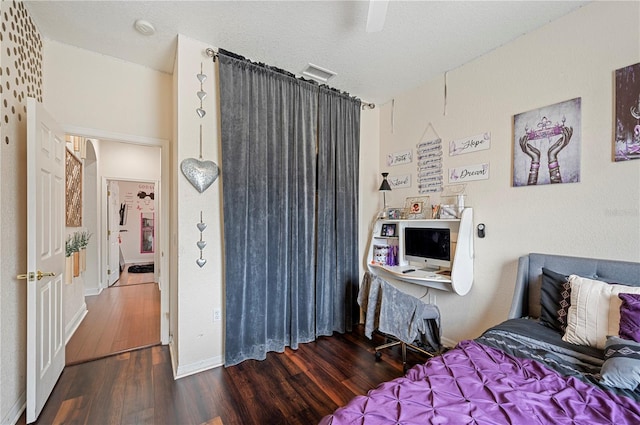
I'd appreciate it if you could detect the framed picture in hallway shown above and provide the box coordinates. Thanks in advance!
[65,148,82,226]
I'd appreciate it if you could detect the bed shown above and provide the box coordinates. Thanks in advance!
[319,253,640,424]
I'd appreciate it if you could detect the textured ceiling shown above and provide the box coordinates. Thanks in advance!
[24,1,589,104]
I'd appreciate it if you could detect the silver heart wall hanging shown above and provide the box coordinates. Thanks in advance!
[181,158,219,193]
[196,258,207,268]
[196,240,207,250]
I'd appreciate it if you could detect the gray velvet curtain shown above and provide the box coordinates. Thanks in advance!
[316,87,361,335]
[218,50,360,366]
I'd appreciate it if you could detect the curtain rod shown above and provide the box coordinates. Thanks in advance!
[205,47,218,62]
[209,46,369,107]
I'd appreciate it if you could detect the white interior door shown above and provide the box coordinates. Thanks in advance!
[25,98,65,423]
[107,180,120,286]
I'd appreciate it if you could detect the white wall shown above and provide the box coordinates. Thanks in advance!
[43,36,173,342]
[99,141,162,182]
[41,38,168,343]
[115,180,156,264]
[98,142,161,287]
[172,35,225,376]
[43,41,172,140]
[43,41,169,297]
[359,108,382,279]
[83,140,100,296]
[375,1,640,343]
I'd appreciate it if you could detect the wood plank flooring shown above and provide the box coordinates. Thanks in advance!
[65,273,160,365]
[22,326,428,425]
[113,263,155,287]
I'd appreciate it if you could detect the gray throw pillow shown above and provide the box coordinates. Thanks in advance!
[600,335,640,390]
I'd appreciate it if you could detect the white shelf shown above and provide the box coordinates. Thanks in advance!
[366,208,474,295]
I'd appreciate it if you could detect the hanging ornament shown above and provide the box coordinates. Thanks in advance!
[181,125,219,193]
[181,63,220,193]
[196,64,207,118]
[195,211,207,268]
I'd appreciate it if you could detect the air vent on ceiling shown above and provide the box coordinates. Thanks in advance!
[301,63,337,83]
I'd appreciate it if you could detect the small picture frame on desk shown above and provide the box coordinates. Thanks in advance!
[380,223,397,237]
[405,196,430,219]
[387,208,401,219]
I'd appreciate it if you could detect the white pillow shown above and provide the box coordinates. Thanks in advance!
[562,275,640,349]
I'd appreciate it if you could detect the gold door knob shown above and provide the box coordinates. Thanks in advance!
[37,271,56,280]
[16,271,56,281]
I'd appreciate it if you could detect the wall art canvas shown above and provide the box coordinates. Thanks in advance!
[513,98,581,187]
[615,62,640,161]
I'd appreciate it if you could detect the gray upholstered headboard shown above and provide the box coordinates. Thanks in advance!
[508,253,640,320]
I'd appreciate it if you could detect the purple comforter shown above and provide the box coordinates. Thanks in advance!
[319,340,640,425]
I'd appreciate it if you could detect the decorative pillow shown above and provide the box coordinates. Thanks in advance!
[600,335,640,390]
[619,293,640,343]
[539,268,571,332]
[562,275,640,349]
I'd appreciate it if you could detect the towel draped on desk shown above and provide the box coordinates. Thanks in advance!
[358,272,441,351]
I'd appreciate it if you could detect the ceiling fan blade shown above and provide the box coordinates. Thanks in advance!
[366,0,389,33]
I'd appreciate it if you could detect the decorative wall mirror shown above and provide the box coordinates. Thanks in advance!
[141,213,154,253]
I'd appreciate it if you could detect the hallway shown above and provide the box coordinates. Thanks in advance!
[65,267,160,365]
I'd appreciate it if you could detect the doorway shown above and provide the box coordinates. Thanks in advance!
[107,179,158,284]
[63,134,169,364]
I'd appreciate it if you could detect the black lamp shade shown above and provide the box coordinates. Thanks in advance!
[379,172,391,191]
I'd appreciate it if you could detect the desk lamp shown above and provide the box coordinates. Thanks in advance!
[379,172,391,218]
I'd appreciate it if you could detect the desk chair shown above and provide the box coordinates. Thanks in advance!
[374,320,441,372]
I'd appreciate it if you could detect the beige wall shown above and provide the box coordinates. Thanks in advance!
[375,1,640,343]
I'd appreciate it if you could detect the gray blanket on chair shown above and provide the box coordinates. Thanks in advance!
[359,272,441,350]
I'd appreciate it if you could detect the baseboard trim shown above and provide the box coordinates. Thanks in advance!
[3,390,25,425]
[441,336,457,349]
[84,286,102,296]
[173,352,224,379]
[169,340,178,379]
[65,302,88,344]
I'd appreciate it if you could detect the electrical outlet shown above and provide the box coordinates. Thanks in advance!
[213,308,222,322]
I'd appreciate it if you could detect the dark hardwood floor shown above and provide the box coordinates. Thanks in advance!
[22,326,430,425]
